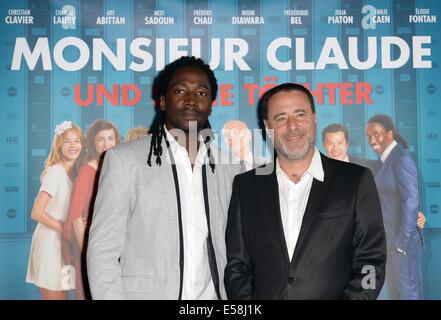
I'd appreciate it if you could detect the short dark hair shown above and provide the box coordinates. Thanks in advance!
[321,123,349,144]
[367,114,409,149]
[258,83,316,121]
[153,56,218,102]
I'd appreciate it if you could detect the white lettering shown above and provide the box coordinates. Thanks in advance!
[413,36,432,68]
[129,38,153,72]
[267,37,291,71]
[348,37,377,70]
[381,36,410,68]
[295,38,315,70]
[11,37,51,70]
[93,38,125,71]
[225,38,250,71]
[54,37,89,71]
[316,37,348,69]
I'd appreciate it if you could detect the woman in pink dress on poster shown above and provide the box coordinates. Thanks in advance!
[65,119,120,300]
[26,121,84,300]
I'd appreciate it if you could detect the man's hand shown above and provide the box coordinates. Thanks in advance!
[417,212,426,229]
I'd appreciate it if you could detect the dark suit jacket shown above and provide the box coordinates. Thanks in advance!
[374,144,421,252]
[348,156,378,175]
[225,153,386,300]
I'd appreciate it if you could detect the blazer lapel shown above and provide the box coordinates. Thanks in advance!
[263,167,290,264]
[206,161,217,226]
[375,145,397,178]
[290,154,332,264]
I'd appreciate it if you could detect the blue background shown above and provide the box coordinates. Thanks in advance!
[1,0,440,299]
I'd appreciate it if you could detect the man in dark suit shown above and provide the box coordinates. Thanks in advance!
[225,83,387,300]
[321,123,426,230]
[366,114,424,300]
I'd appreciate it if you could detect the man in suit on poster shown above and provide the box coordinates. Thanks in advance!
[223,119,267,173]
[321,123,426,230]
[366,114,424,300]
[225,83,387,299]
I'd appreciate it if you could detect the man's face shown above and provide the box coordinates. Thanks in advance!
[160,66,212,133]
[366,122,394,155]
[323,131,348,161]
[264,90,317,161]
[224,120,251,158]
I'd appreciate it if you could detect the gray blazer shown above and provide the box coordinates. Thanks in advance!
[87,135,239,299]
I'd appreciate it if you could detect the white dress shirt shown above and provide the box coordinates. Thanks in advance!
[164,126,217,300]
[380,140,397,163]
[234,151,254,172]
[276,147,324,261]
[242,151,254,172]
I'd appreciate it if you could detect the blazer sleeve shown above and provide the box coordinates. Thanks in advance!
[343,168,387,300]
[224,176,254,300]
[86,149,132,300]
[393,155,419,253]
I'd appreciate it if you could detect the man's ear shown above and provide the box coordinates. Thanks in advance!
[263,119,269,130]
[159,96,166,111]
[314,113,318,125]
[387,130,394,141]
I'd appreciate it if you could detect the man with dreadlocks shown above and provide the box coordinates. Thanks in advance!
[87,56,240,299]
[366,114,423,300]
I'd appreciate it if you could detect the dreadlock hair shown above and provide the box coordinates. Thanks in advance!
[367,114,409,149]
[147,56,218,172]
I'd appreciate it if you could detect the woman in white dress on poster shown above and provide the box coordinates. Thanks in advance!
[26,121,84,300]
